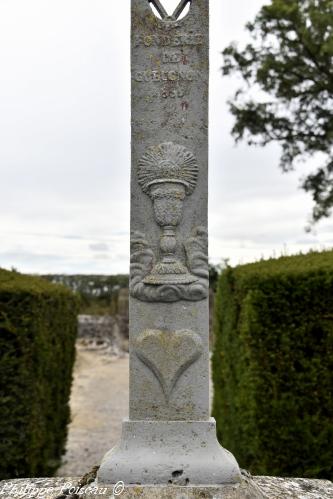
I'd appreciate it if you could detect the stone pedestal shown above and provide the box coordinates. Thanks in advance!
[97,0,241,485]
[98,419,240,485]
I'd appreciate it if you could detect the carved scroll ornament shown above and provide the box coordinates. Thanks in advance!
[130,227,209,302]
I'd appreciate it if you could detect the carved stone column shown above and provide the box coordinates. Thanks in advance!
[97,0,241,485]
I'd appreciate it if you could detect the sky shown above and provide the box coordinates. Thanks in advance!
[0,0,332,275]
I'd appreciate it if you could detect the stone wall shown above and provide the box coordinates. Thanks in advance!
[78,314,128,353]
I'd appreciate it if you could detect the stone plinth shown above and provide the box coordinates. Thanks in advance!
[98,419,239,485]
[1,476,333,498]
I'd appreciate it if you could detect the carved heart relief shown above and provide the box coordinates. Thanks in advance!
[135,329,203,401]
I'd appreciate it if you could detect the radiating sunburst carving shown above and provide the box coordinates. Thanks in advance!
[137,142,198,196]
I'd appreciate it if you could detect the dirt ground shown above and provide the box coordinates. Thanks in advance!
[57,346,129,477]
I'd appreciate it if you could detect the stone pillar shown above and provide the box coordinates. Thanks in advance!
[97,0,241,485]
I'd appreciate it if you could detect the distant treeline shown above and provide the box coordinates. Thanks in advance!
[42,265,220,315]
[42,274,129,315]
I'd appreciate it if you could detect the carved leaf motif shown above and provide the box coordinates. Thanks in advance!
[135,329,203,401]
[185,226,209,279]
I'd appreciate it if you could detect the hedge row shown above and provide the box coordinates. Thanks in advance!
[212,250,333,479]
[0,269,79,479]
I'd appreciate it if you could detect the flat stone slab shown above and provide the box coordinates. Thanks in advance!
[256,476,333,498]
[1,476,332,498]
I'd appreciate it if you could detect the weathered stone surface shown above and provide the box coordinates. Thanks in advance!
[256,476,333,498]
[97,0,241,485]
[98,419,240,485]
[1,476,332,499]
[128,0,211,424]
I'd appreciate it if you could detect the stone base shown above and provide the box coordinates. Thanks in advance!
[97,418,241,485]
[92,481,264,499]
[1,476,332,498]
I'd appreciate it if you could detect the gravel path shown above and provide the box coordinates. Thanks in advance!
[57,347,129,477]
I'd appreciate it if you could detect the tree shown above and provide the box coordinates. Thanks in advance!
[222,0,333,225]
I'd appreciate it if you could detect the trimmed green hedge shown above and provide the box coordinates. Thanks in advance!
[212,250,333,479]
[0,269,79,479]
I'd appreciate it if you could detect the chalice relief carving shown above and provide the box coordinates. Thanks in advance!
[131,142,209,303]
[138,142,198,285]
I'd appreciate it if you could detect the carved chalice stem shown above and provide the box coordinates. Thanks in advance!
[152,180,184,264]
[160,226,178,266]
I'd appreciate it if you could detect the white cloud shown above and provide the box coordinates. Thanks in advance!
[89,243,109,252]
[0,0,331,274]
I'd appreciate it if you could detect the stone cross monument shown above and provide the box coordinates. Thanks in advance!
[98,0,241,485]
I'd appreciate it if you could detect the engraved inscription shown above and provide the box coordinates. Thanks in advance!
[133,32,203,47]
[162,51,188,64]
[161,87,187,99]
[133,69,200,82]
[142,87,187,100]
[135,329,203,402]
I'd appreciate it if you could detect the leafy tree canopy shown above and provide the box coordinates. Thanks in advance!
[223,0,333,225]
